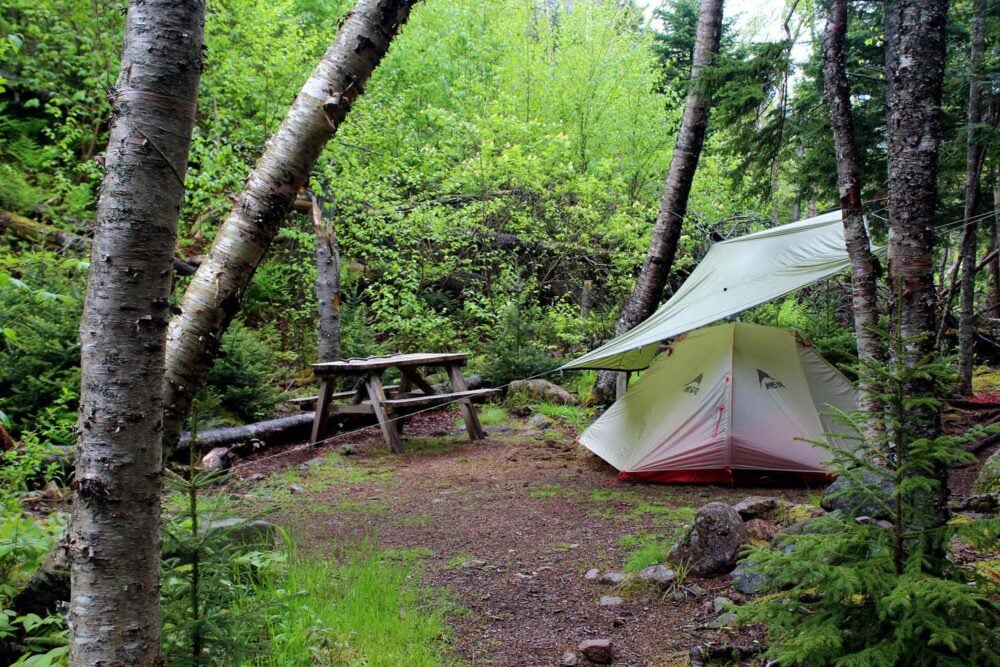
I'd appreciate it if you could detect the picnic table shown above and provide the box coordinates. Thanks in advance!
[309,352,497,452]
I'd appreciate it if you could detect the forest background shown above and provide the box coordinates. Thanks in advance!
[0,0,997,456]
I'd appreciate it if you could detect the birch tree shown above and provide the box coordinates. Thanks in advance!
[162,0,419,448]
[68,1,203,664]
[592,0,723,403]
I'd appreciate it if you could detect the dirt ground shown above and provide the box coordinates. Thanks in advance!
[225,397,997,667]
[232,411,819,666]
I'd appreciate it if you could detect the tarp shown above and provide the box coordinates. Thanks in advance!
[562,210,869,371]
[577,323,858,483]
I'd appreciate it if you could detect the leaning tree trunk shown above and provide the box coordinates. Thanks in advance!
[592,0,723,403]
[955,0,987,396]
[163,0,419,450]
[312,196,342,361]
[822,0,884,433]
[884,0,949,539]
[991,170,1000,319]
[68,2,203,665]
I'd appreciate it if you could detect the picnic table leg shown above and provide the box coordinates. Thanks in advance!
[310,378,335,444]
[446,364,485,441]
[364,373,403,453]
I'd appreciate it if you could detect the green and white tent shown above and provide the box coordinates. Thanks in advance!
[578,323,857,484]
[565,211,872,483]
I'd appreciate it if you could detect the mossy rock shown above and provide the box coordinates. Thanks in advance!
[972,450,1000,494]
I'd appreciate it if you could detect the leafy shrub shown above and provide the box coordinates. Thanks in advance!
[0,249,85,446]
[205,322,280,424]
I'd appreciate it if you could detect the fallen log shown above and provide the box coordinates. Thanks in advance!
[175,412,318,460]
[1,209,197,275]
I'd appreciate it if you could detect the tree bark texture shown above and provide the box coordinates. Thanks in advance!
[68,2,203,665]
[956,0,987,395]
[592,0,723,403]
[991,171,1000,319]
[163,0,419,449]
[821,0,884,428]
[884,0,948,527]
[312,197,342,361]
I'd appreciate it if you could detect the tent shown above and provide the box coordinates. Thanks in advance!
[561,210,880,371]
[578,323,858,484]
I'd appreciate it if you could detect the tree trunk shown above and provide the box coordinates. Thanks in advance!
[822,0,884,434]
[68,2,203,665]
[991,170,1000,319]
[162,0,419,450]
[312,196,342,361]
[884,0,948,536]
[592,0,723,403]
[956,0,988,395]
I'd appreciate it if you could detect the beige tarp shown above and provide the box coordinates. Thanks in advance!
[562,210,868,371]
[577,323,858,480]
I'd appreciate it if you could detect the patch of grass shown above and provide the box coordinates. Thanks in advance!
[402,437,460,454]
[234,541,455,666]
[381,546,435,562]
[478,404,508,426]
[536,402,590,429]
[624,536,671,574]
[631,503,696,523]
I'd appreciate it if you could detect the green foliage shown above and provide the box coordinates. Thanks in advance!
[204,322,280,424]
[234,540,454,666]
[0,249,84,446]
[620,533,672,574]
[738,332,999,665]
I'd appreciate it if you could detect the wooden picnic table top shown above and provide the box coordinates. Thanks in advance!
[311,352,471,374]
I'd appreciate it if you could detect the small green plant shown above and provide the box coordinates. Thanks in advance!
[536,402,590,429]
[204,321,280,424]
[622,534,671,574]
[477,404,508,426]
[444,554,481,570]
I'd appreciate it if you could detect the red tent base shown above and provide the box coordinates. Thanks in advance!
[618,468,834,487]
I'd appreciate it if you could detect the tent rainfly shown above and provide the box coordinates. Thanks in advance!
[560,210,873,372]
[578,323,858,484]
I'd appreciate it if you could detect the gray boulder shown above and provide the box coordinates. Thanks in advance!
[731,496,789,521]
[731,557,767,595]
[669,502,748,577]
[821,469,894,520]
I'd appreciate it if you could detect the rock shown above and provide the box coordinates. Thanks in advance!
[460,559,487,569]
[732,496,788,521]
[578,639,613,664]
[584,568,600,581]
[709,612,737,628]
[485,424,515,435]
[560,651,579,666]
[247,473,265,482]
[288,483,304,494]
[599,595,623,606]
[509,379,579,405]
[637,564,676,587]
[744,518,778,544]
[206,517,276,548]
[669,502,748,577]
[821,469,894,519]
[712,596,732,613]
[686,583,707,597]
[598,571,625,585]
[731,558,766,595]
[529,414,554,430]
[973,450,1000,494]
[951,493,999,513]
[337,443,359,456]
[786,503,826,523]
[200,446,231,472]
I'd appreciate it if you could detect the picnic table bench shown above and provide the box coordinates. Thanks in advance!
[309,352,497,452]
